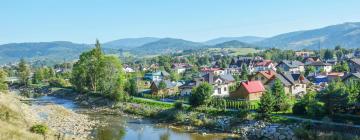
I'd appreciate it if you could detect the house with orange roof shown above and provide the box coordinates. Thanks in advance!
[250,70,276,87]
[230,81,265,100]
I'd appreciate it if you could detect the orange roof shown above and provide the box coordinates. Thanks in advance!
[255,60,273,67]
[241,81,265,94]
[258,70,276,80]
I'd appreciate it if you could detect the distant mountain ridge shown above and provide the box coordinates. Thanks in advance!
[204,36,265,45]
[256,22,360,49]
[1,22,360,64]
[103,37,161,50]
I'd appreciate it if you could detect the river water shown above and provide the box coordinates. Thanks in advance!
[34,96,239,140]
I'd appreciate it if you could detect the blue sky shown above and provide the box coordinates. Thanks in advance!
[1,0,360,44]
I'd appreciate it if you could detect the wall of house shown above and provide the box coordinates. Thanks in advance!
[176,68,186,74]
[248,92,263,100]
[251,74,268,85]
[290,84,306,95]
[212,84,229,97]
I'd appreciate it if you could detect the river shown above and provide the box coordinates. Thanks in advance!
[33,95,239,140]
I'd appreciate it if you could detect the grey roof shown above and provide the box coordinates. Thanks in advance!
[276,73,309,86]
[219,74,235,82]
[307,61,331,66]
[350,58,360,65]
[278,60,304,68]
[153,80,177,89]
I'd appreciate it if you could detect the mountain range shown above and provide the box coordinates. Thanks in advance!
[1,22,360,64]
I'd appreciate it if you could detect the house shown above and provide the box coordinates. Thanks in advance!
[276,60,305,73]
[200,67,225,76]
[229,56,263,68]
[303,57,322,65]
[306,61,332,73]
[250,70,276,87]
[150,80,178,95]
[230,81,265,100]
[342,72,360,83]
[144,71,170,81]
[179,81,197,96]
[172,63,191,74]
[192,72,235,97]
[253,60,277,73]
[123,66,135,73]
[273,73,309,96]
[348,58,360,73]
[295,51,314,58]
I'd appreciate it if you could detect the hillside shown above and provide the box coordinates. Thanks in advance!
[257,22,360,50]
[131,38,206,55]
[103,37,161,50]
[210,40,258,48]
[0,41,92,64]
[204,36,265,45]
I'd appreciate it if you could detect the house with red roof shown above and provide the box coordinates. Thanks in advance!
[230,81,265,100]
[252,60,276,73]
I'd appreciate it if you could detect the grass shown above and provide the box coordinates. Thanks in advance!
[0,92,44,140]
[207,48,259,56]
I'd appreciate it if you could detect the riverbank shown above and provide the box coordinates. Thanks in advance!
[0,91,97,139]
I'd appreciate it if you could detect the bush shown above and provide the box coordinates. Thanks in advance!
[49,78,70,88]
[292,102,307,115]
[30,124,48,135]
[174,101,183,110]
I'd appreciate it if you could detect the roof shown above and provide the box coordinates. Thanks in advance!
[179,81,196,89]
[343,72,360,81]
[153,80,177,89]
[276,73,309,86]
[219,74,235,82]
[241,81,265,94]
[307,61,332,66]
[255,60,273,67]
[200,67,224,72]
[258,70,276,80]
[349,58,360,65]
[303,57,321,63]
[172,63,190,69]
[278,60,304,68]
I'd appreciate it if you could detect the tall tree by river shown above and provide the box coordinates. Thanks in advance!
[18,58,31,86]
[71,40,126,100]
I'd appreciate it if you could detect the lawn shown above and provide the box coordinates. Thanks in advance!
[207,48,260,56]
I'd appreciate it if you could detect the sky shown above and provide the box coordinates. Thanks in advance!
[1,0,360,44]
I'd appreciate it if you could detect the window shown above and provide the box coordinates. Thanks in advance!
[218,88,221,94]
[224,87,227,91]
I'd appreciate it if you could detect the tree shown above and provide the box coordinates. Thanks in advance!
[323,49,334,60]
[240,64,249,80]
[189,83,213,107]
[318,81,348,115]
[258,90,275,118]
[32,68,44,84]
[158,81,167,90]
[170,71,180,81]
[305,66,316,76]
[332,62,350,72]
[125,78,138,96]
[71,40,126,100]
[18,58,31,86]
[0,69,8,91]
[271,79,289,112]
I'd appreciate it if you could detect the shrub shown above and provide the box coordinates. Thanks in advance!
[49,78,70,88]
[30,124,48,135]
[292,102,307,115]
[174,101,183,110]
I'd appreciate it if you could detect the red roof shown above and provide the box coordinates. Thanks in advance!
[241,81,265,94]
[201,67,224,72]
[255,60,273,67]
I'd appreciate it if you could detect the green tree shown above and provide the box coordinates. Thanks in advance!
[18,58,31,86]
[170,71,180,81]
[71,40,126,100]
[32,68,44,84]
[305,66,316,76]
[126,78,138,96]
[318,81,348,115]
[271,79,289,112]
[189,83,213,107]
[258,90,275,118]
[158,81,167,90]
[332,62,350,72]
[240,64,249,80]
[323,49,334,60]
[0,69,8,91]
